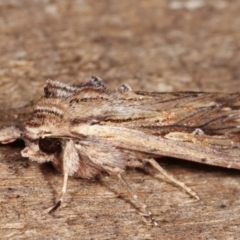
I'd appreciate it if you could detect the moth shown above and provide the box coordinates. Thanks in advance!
[0,76,240,225]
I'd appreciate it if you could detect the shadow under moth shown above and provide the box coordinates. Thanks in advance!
[0,76,240,226]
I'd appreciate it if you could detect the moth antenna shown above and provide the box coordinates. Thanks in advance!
[48,171,69,214]
[117,173,158,227]
[147,159,200,200]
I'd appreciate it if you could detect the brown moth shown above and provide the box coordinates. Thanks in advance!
[0,76,240,225]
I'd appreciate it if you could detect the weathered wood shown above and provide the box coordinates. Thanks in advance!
[0,1,240,239]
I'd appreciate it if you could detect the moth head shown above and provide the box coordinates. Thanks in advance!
[22,136,63,165]
[21,97,67,164]
[21,137,62,163]
[38,137,61,154]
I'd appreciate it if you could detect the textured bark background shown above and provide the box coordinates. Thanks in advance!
[0,0,240,239]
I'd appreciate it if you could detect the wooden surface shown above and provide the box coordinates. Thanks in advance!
[0,1,240,239]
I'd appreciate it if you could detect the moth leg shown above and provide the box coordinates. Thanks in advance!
[147,158,199,200]
[102,164,158,226]
[117,172,158,227]
[0,126,22,144]
[48,140,78,213]
[48,171,68,213]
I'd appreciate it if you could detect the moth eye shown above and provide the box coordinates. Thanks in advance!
[38,137,61,154]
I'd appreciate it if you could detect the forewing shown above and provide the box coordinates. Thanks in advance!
[97,91,240,137]
[67,90,240,169]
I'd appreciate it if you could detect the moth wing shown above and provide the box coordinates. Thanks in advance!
[69,124,240,170]
[99,92,240,137]
[161,131,240,169]
[67,90,240,169]
[67,90,240,137]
